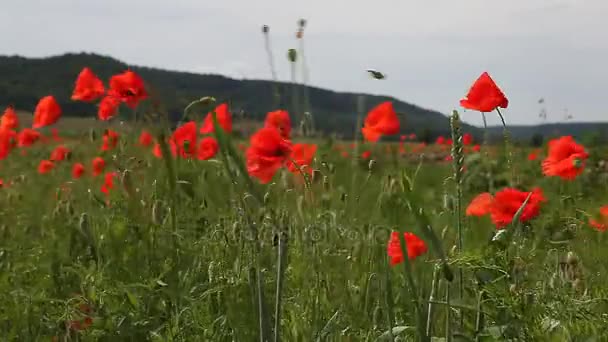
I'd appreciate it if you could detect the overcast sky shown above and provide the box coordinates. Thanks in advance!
[1,0,606,126]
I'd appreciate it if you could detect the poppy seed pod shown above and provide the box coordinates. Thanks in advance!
[287,49,297,63]
[298,18,307,28]
[262,25,269,34]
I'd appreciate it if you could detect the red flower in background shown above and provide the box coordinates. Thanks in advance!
[472,144,481,152]
[409,133,416,140]
[246,127,292,183]
[542,136,588,180]
[589,205,608,232]
[200,103,232,134]
[171,121,198,158]
[460,72,509,112]
[528,151,538,161]
[108,70,147,108]
[71,67,105,102]
[463,133,473,145]
[387,231,428,265]
[92,157,105,176]
[197,136,219,160]
[38,160,55,174]
[446,138,453,146]
[361,150,371,159]
[286,143,317,174]
[264,110,292,139]
[436,136,446,145]
[72,163,85,179]
[17,128,41,147]
[33,96,62,128]
[466,193,494,217]
[361,101,400,142]
[138,130,153,147]
[101,129,120,151]
[400,135,407,141]
[50,145,70,162]
[1,106,19,130]
[101,172,117,195]
[98,96,120,121]
[51,129,62,142]
[0,128,16,159]
[490,187,545,228]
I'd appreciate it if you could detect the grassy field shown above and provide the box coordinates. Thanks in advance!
[1,111,608,341]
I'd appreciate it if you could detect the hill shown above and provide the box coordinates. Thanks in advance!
[0,52,474,139]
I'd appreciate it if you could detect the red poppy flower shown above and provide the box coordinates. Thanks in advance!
[542,136,588,180]
[460,72,509,112]
[341,151,349,158]
[528,151,538,161]
[72,162,85,179]
[92,157,105,176]
[246,127,292,183]
[17,128,41,147]
[101,172,117,195]
[472,144,481,152]
[98,96,121,121]
[0,179,3,188]
[264,110,292,139]
[101,129,120,151]
[400,135,407,141]
[444,155,453,162]
[387,231,428,265]
[361,150,371,159]
[0,128,16,159]
[490,187,545,229]
[152,143,163,159]
[1,106,18,130]
[466,193,494,217]
[138,130,153,147]
[361,101,400,142]
[446,138,453,146]
[436,136,446,145]
[409,133,416,140]
[197,136,219,160]
[463,133,473,145]
[286,143,317,174]
[51,128,62,142]
[171,121,197,158]
[200,103,233,134]
[108,70,147,108]
[71,67,105,102]
[38,159,55,174]
[589,205,608,232]
[33,96,62,128]
[50,145,70,162]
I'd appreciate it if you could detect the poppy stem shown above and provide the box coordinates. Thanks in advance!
[495,108,513,184]
[273,231,287,342]
[384,255,396,342]
[426,264,440,336]
[262,26,281,108]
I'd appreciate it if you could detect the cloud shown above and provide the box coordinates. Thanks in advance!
[1,0,607,126]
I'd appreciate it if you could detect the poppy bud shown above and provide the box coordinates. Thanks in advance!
[262,25,269,34]
[340,192,347,202]
[298,18,307,28]
[89,129,96,142]
[566,251,578,266]
[287,49,297,63]
[368,159,375,171]
[264,192,271,205]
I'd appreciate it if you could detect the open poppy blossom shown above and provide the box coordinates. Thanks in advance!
[466,193,494,217]
[101,172,117,195]
[460,72,509,112]
[197,136,219,160]
[387,231,428,265]
[33,96,62,128]
[436,136,446,145]
[98,96,121,121]
[490,187,545,228]
[71,67,105,102]
[17,128,41,147]
[463,133,473,145]
[286,143,317,174]
[200,103,232,134]
[92,157,105,176]
[472,144,481,152]
[264,110,292,139]
[101,129,120,151]
[38,160,55,174]
[108,70,147,108]
[246,127,292,183]
[138,130,153,147]
[361,150,371,159]
[1,106,19,130]
[409,133,416,140]
[0,128,16,159]
[72,162,85,179]
[589,205,608,232]
[361,101,400,142]
[542,136,588,180]
[50,145,70,162]
[171,121,198,158]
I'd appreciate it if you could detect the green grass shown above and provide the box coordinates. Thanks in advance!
[1,124,608,341]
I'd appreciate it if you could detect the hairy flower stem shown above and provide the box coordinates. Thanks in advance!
[384,256,396,342]
[444,281,452,342]
[450,111,465,328]
[273,232,287,342]
[495,108,513,184]
[480,112,494,192]
[474,290,485,341]
[298,35,314,135]
[263,28,281,108]
[426,264,440,336]
[396,231,429,342]
[288,53,301,136]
